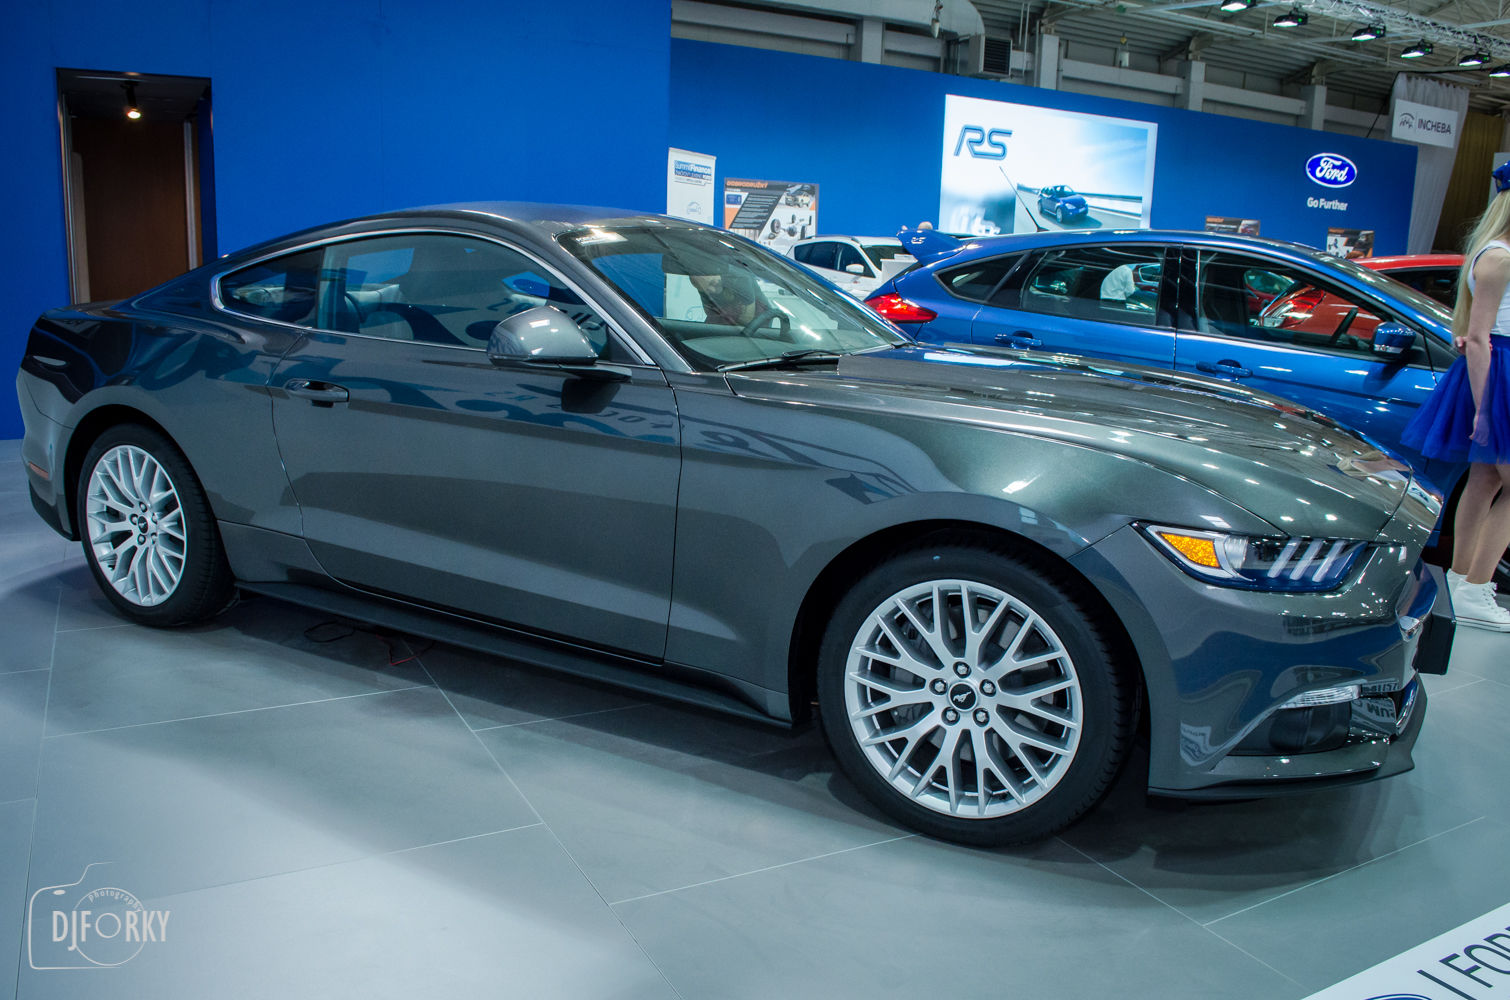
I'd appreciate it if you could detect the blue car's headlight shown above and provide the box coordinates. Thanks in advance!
[1142,524,1368,592]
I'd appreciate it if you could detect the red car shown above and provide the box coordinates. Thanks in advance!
[1362,254,1462,307]
[1256,253,1461,347]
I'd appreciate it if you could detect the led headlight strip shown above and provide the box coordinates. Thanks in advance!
[1142,524,1368,592]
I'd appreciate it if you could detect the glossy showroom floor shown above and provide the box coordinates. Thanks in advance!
[1,440,1507,999]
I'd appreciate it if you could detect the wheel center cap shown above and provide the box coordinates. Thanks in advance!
[947,683,978,711]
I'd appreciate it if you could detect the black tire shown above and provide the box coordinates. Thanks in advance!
[76,424,235,627]
[817,541,1134,846]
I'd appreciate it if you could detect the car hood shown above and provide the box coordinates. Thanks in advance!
[1060,195,1087,207]
[738,345,1412,538]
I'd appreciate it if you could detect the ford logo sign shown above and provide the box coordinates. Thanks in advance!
[1307,153,1357,188]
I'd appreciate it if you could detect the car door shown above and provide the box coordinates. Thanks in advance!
[1173,248,1443,467]
[968,243,1176,367]
[267,230,681,658]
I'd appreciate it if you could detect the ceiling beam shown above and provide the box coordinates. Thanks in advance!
[1160,29,1214,58]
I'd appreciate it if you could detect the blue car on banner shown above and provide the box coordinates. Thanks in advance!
[1036,185,1090,222]
[864,229,1499,576]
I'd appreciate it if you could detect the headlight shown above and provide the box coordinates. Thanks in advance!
[1142,524,1368,592]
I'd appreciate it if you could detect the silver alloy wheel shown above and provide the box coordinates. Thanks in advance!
[843,579,1083,819]
[85,445,188,607]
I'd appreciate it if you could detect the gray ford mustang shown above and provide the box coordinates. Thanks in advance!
[15,203,1453,845]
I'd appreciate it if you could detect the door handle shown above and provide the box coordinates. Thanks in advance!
[1196,360,1252,378]
[995,331,1043,348]
[284,378,350,405]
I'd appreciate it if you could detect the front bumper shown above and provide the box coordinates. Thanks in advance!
[1070,524,1452,797]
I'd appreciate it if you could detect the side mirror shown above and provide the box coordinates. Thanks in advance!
[1372,322,1414,358]
[845,263,866,275]
[487,306,598,367]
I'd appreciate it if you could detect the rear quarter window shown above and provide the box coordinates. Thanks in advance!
[936,255,1020,303]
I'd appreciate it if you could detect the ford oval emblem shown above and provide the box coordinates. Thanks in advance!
[1307,153,1357,188]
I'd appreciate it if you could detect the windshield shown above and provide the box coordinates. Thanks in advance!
[560,225,910,370]
[1317,253,1453,328]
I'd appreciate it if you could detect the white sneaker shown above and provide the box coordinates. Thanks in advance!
[1454,581,1510,632]
[1449,570,1497,599]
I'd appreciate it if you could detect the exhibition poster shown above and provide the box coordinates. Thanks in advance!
[940,94,1157,237]
[1205,216,1261,235]
[1326,227,1375,258]
[667,148,717,225]
[724,178,818,253]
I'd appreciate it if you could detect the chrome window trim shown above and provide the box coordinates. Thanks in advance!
[210,226,659,368]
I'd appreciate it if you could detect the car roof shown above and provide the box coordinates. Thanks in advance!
[1362,254,1463,269]
[214,202,698,264]
[794,236,903,245]
[933,228,1334,266]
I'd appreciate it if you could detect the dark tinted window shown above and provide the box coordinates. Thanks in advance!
[218,249,323,326]
[835,243,870,276]
[1195,251,1423,364]
[1016,246,1167,326]
[317,234,628,360]
[937,255,1018,303]
[862,244,909,266]
[804,242,839,271]
[1390,267,1458,307]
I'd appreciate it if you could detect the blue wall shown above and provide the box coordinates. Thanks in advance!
[668,39,1416,252]
[0,18,1420,442]
[0,0,670,438]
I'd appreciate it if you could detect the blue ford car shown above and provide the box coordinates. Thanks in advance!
[866,229,1498,576]
[1037,185,1089,222]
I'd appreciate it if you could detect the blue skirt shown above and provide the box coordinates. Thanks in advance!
[1401,337,1510,465]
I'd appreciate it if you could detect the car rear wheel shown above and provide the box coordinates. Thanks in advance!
[78,425,234,626]
[817,543,1133,845]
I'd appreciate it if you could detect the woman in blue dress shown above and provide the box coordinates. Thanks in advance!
[1403,163,1510,631]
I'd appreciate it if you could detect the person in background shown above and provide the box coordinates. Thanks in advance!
[1401,161,1510,631]
[689,270,768,328]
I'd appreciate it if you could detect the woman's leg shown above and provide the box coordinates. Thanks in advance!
[1464,463,1510,584]
[1452,463,1500,575]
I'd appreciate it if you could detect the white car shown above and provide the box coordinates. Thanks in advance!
[789,237,915,298]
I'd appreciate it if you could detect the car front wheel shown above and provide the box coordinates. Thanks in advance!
[78,425,234,626]
[817,543,1134,845]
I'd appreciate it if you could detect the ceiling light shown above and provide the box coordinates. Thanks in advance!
[1401,39,1432,58]
[1351,22,1385,41]
[1273,7,1306,27]
[1460,50,1489,66]
[122,81,141,121]
[1491,64,1510,77]
[1217,0,1254,12]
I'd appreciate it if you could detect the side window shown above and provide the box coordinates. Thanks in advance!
[218,249,323,326]
[317,234,630,361]
[1396,268,1458,307]
[805,242,839,271]
[792,244,814,265]
[1195,252,1423,364]
[1016,246,1167,326]
[835,244,871,277]
[937,254,1019,304]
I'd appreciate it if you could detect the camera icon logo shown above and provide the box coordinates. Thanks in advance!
[27,864,170,970]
